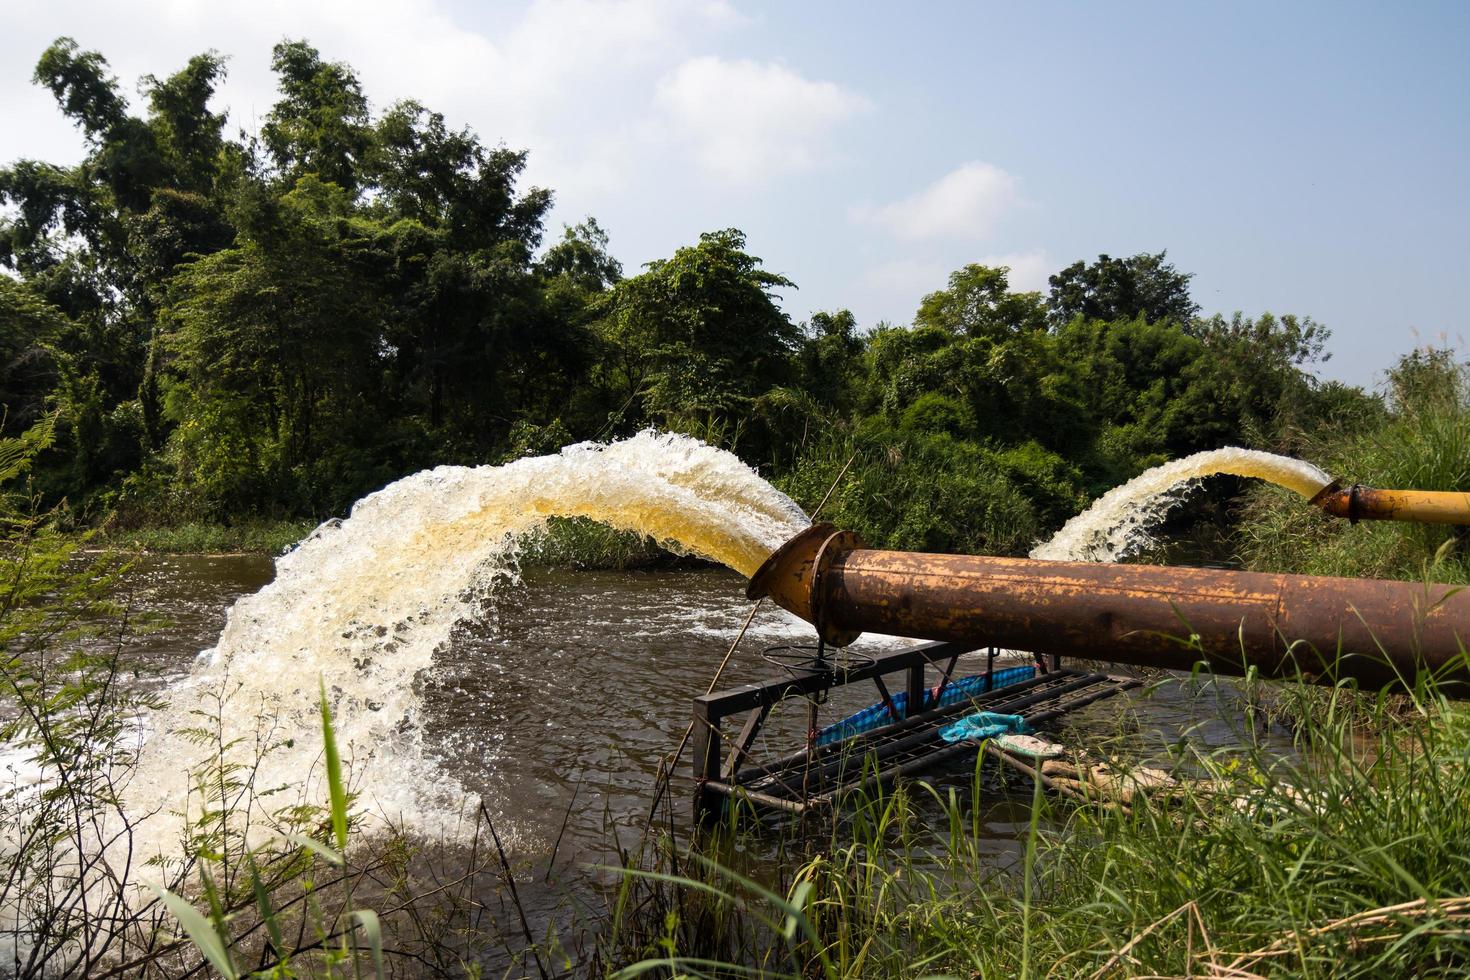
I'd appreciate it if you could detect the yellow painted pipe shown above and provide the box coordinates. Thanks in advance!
[1310,482,1470,525]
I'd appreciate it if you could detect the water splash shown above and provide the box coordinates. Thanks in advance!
[119,430,809,858]
[1031,448,1331,563]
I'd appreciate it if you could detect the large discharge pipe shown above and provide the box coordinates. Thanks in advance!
[748,524,1470,693]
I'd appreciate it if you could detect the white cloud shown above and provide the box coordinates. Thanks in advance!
[0,0,743,197]
[855,161,1022,240]
[866,257,950,295]
[866,250,1049,297]
[977,249,1051,292]
[654,55,870,184]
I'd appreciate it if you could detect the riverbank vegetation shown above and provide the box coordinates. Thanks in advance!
[0,427,508,976]
[0,36,1397,560]
[94,518,318,554]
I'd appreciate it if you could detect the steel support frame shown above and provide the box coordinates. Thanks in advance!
[692,640,1021,825]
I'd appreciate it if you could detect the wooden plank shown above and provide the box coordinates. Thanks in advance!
[701,780,809,815]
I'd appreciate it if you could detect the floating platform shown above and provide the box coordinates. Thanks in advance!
[692,641,1139,822]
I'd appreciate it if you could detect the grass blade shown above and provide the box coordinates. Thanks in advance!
[319,675,349,853]
[248,855,285,958]
[148,883,238,979]
[351,909,385,978]
[286,831,345,868]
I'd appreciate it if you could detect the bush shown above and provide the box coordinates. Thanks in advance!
[778,428,1042,555]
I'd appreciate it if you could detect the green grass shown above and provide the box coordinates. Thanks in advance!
[93,514,696,566]
[94,519,319,554]
[518,516,690,570]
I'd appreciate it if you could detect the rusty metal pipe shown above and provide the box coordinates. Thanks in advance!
[748,524,1470,692]
[1309,481,1470,525]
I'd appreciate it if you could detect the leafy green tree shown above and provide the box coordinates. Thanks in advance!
[141,53,230,195]
[915,264,1047,338]
[595,229,798,438]
[540,217,622,293]
[0,279,68,430]
[1052,315,1217,478]
[1048,251,1199,326]
[1191,311,1331,439]
[32,37,165,214]
[158,52,561,512]
[3,39,242,481]
[367,102,558,436]
[794,309,864,411]
[164,177,387,514]
[261,41,372,193]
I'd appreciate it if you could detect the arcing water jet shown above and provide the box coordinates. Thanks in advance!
[115,430,810,859]
[1030,446,1469,566]
[1031,448,1334,563]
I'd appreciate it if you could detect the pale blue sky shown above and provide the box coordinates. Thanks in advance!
[4,1,1465,386]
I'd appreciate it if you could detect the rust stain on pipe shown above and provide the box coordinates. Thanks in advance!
[749,523,1470,692]
[1310,482,1470,525]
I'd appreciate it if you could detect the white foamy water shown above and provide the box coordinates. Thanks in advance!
[1031,448,1332,563]
[115,430,809,859]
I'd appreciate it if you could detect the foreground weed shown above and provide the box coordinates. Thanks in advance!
[153,679,387,979]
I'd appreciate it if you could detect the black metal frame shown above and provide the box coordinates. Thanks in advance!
[691,640,1108,824]
[692,640,970,822]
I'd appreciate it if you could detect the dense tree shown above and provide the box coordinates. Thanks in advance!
[594,229,797,437]
[540,217,622,293]
[163,177,388,513]
[0,36,1366,557]
[1,38,246,490]
[1048,251,1199,326]
[0,279,69,430]
[794,310,863,409]
[261,41,372,193]
[915,264,1047,338]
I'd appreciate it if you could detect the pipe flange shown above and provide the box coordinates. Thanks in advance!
[1307,479,1341,507]
[811,528,864,647]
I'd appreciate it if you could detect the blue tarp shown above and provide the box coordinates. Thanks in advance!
[814,664,1035,748]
